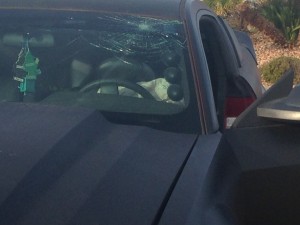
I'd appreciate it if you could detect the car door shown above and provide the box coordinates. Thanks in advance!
[157,5,241,225]
[183,5,258,131]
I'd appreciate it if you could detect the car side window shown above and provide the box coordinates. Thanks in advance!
[198,15,228,127]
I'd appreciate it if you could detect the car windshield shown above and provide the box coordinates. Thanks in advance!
[0,12,200,133]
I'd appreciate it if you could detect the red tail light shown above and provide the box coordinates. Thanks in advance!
[225,97,255,128]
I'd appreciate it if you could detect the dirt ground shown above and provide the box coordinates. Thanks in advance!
[251,31,300,67]
[226,13,300,88]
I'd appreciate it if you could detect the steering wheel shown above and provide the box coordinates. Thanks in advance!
[79,79,155,100]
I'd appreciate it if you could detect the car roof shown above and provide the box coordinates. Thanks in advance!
[0,0,192,19]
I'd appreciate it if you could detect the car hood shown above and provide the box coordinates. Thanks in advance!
[0,102,198,225]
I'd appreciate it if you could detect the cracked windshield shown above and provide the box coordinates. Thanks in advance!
[0,14,190,115]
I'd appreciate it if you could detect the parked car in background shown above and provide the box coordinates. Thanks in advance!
[0,0,273,225]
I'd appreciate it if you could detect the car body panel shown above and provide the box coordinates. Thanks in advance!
[158,133,224,225]
[0,0,187,19]
[0,102,199,225]
[219,125,300,225]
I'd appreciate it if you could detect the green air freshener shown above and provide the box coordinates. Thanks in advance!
[13,36,41,94]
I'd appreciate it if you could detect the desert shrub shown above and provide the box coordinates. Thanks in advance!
[260,0,300,47]
[204,0,242,16]
[237,1,286,45]
[260,56,300,84]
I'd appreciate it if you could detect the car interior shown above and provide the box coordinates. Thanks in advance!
[0,15,190,110]
[0,13,202,133]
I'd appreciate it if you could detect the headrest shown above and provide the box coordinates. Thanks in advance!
[98,58,154,82]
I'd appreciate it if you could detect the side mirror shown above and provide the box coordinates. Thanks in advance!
[257,82,300,122]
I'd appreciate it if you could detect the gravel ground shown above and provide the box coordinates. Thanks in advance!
[226,13,300,88]
[251,31,300,67]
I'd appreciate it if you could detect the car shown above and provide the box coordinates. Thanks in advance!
[0,0,268,225]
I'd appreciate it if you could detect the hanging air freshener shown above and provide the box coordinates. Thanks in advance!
[13,33,41,96]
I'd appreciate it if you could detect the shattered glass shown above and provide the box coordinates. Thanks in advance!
[0,13,191,114]
[61,15,187,63]
[92,15,186,60]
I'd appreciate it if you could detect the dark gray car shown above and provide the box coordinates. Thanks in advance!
[0,1,276,225]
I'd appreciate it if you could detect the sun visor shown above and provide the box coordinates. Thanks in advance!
[2,33,54,47]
